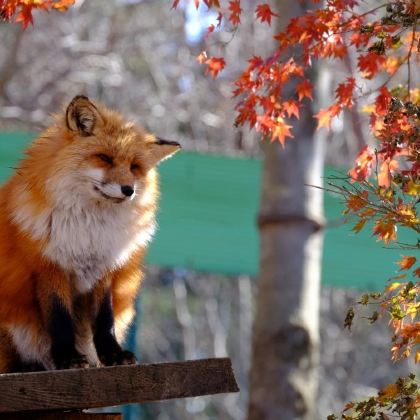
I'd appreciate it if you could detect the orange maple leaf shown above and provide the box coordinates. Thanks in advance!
[378,159,398,188]
[51,0,74,12]
[349,145,374,182]
[398,256,417,271]
[283,101,300,119]
[352,218,367,233]
[383,56,401,75]
[2,0,75,27]
[315,108,332,129]
[315,104,340,129]
[255,3,278,25]
[373,220,397,244]
[296,79,313,101]
[203,0,220,7]
[346,191,368,212]
[378,383,399,402]
[205,56,226,78]
[270,117,293,145]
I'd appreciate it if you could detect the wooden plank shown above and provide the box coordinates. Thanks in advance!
[0,358,239,413]
[0,413,121,420]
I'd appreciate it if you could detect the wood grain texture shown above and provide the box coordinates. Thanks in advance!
[0,413,121,419]
[0,358,239,413]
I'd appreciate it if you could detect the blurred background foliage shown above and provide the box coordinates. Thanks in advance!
[0,1,415,418]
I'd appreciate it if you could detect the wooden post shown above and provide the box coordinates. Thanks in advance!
[0,358,239,416]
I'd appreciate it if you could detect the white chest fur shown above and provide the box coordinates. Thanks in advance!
[43,199,155,293]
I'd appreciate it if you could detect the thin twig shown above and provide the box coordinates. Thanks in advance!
[406,10,417,98]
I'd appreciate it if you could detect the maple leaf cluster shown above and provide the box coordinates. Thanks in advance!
[343,87,420,242]
[0,0,74,28]
[352,257,420,364]
[327,374,420,420]
[174,0,419,150]
[171,2,420,416]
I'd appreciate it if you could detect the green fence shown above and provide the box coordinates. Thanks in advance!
[0,131,415,290]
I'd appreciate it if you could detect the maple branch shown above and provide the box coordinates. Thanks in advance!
[387,241,420,250]
[351,3,390,19]
[322,180,420,235]
[342,52,367,150]
[356,69,400,99]
[406,14,417,98]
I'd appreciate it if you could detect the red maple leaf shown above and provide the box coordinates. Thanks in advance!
[335,77,356,108]
[358,52,386,79]
[15,4,34,28]
[207,24,215,36]
[205,56,226,78]
[228,0,241,26]
[255,3,278,25]
[247,55,264,72]
[375,86,391,115]
[216,11,222,27]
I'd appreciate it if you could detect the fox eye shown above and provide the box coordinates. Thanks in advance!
[130,163,140,172]
[96,153,113,165]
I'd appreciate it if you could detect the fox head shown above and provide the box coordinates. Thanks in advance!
[37,95,180,207]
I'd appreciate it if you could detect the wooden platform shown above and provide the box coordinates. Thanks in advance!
[0,358,239,417]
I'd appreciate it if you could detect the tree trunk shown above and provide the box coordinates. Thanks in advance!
[248,3,326,419]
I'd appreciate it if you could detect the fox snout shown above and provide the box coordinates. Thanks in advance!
[94,181,136,202]
[121,185,134,197]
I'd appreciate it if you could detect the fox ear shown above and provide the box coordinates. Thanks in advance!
[148,138,181,166]
[66,95,99,136]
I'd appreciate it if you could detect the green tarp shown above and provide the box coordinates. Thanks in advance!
[0,131,415,290]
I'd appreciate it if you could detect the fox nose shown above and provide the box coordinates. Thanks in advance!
[121,185,134,197]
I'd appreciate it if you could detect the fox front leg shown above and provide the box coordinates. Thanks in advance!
[49,296,90,369]
[36,266,89,370]
[93,290,137,366]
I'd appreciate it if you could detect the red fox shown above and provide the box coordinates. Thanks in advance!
[0,95,180,372]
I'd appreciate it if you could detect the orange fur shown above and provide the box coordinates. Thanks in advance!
[0,96,180,372]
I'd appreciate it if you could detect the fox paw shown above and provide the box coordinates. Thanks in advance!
[119,350,137,366]
[99,349,137,366]
[68,355,90,369]
[56,354,89,370]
